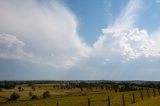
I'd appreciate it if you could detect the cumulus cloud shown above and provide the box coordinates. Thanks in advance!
[0,33,32,60]
[92,0,160,62]
[1,0,160,80]
[0,0,90,68]
[65,0,160,80]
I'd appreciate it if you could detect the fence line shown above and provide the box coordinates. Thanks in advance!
[55,89,160,106]
[56,101,59,106]
[141,91,143,100]
[132,93,135,103]
[122,94,125,106]
[108,96,110,106]
[88,98,90,106]
[147,89,150,97]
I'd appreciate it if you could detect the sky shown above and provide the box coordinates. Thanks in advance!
[0,0,160,80]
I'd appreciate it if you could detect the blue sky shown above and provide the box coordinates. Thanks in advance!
[0,0,160,80]
[62,0,129,44]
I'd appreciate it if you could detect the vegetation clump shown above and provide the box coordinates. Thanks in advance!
[18,86,22,92]
[9,93,20,101]
[28,92,33,97]
[31,95,38,100]
[32,86,35,91]
[43,91,50,98]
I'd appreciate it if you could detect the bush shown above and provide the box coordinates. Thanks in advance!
[18,86,22,92]
[32,86,35,91]
[0,88,2,92]
[10,93,20,101]
[43,91,50,98]
[31,95,38,100]
[28,92,33,97]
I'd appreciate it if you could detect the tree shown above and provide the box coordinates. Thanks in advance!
[43,91,50,98]
[10,93,20,101]
[0,82,16,89]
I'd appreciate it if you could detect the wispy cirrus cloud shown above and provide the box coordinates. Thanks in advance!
[92,0,160,62]
[93,0,142,61]
[103,0,141,33]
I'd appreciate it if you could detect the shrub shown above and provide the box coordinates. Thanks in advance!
[32,86,35,91]
[10,93,20,101]
[43,91,50,98]
[31,95,38,100]
[28,92,33,97]
[0,88,2,92]
[80,87,83,91]
[18,86,22,92]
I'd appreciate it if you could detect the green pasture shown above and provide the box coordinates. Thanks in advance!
[129,96,160,106]
[0,84,160,106]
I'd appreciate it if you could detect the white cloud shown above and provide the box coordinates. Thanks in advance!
[92,0,160,62]
[0,33,32,60]
[0,0,90,69]
[92,0,141,61]
[103,0,141,33]
[1,0,160,80]
[65,0,160,80]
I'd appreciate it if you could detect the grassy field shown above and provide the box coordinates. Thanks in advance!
[0,84,160,106]
[129,96,160,106]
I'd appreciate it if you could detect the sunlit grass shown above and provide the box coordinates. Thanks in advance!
[0,84,160,106]
[129,96,160,106]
